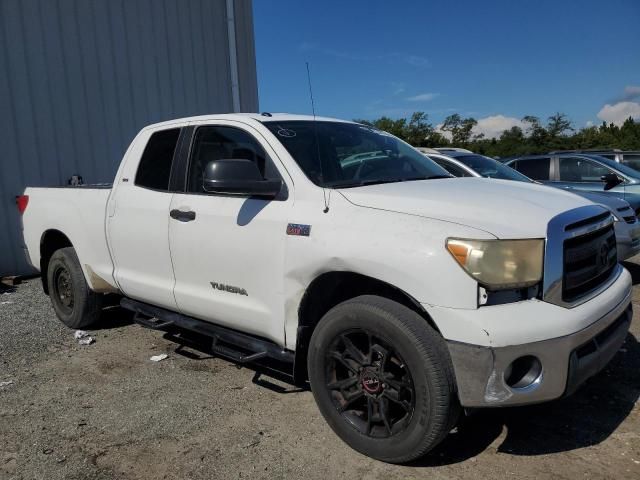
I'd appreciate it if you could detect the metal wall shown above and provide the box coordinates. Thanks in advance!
[0,0,259,275]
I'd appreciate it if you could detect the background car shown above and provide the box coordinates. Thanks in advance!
[421,150,640,261]
[550,150,640,171]
[505,153,640,215]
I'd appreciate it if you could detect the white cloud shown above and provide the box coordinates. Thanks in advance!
[597,101,640,125]
[473,115,525,139]
[435,124,451,140]
[406,92,439,102]
[585,120,594,127]
[434,114,524,141]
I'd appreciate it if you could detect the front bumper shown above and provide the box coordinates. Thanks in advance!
[446,289,631,407]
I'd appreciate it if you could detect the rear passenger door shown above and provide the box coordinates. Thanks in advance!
[107,128,182,311]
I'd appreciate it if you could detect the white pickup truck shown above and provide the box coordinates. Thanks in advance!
[20,113,632,463]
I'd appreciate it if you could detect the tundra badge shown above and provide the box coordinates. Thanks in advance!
[210,282,248,296]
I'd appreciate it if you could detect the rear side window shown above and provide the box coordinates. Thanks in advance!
[622,154,640,171]
[135,128,181,191]
[514,158,550,181]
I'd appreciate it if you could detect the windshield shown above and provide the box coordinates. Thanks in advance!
[455,154,532,182]
[264,121,451,188]
[581,154,640,179]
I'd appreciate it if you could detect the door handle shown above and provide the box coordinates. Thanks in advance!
[170,209,196,222]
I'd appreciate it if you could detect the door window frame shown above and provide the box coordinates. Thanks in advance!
[174,120,292,200]
[132,127,187,193]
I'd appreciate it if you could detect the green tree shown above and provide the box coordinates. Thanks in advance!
[355,112,640,158]
[354,112,435,146]
[547,112,573,137]
[404,112,434,146]
[441,114,478,146]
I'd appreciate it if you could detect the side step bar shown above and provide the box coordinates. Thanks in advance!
[120,298,294,365]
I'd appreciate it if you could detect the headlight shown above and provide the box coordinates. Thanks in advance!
[446,238,544,290]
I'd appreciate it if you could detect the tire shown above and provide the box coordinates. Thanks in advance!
[47,247,103,329]
[307,295,460,463]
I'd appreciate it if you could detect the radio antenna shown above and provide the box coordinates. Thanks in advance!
[306,62,330,213]
[306,62,317,118]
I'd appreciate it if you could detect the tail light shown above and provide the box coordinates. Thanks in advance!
[16,195,29,214]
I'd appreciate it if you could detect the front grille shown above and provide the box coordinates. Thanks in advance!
[564,211,610,232]
[563,224,617,302]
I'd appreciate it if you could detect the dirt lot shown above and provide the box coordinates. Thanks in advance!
[1,264,639,480]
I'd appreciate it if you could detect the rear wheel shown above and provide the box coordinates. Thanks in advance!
[47,247,103,329]
[307,295,459,463]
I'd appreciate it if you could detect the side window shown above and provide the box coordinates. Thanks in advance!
[187,126,275,193]
[622,154,640,171]
[558,157,612,182]
[135,128,181,191]
[514,158,550,181]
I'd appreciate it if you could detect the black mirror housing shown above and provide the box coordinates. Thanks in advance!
[601,173,623,191]
[202,159,282,198]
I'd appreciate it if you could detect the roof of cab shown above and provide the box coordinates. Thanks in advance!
[143,112,355,130]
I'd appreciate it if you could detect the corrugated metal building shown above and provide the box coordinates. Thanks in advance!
[0,0,259,276]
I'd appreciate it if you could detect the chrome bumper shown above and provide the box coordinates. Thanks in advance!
[448,289,632,407]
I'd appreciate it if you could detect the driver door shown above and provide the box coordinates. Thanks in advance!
[168,121,292,345]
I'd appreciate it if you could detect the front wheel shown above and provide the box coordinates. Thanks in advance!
[307,295,459,463]
[47,247,103,329]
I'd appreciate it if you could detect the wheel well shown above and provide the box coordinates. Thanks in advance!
[40,230,73,294]
[293,271,439,383]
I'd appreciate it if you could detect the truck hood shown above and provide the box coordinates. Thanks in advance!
[339,177,594,238]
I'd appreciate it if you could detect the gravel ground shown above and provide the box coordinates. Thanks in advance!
[1,267,639,480]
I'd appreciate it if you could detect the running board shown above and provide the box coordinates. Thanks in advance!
[120,298,294,365]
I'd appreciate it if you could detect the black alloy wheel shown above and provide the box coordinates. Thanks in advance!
[326,330,415,438]
[308,295,460,463]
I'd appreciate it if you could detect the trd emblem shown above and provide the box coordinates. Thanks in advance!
[287,223,311,236]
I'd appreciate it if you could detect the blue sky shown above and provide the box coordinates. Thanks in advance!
[253,0,640,137]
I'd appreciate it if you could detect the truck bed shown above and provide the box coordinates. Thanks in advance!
[22,186,118,293]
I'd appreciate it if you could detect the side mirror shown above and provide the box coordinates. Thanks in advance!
[203,159,282,198]
[601,173,623,191]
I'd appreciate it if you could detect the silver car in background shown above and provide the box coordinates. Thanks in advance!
[416,148,640,261]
